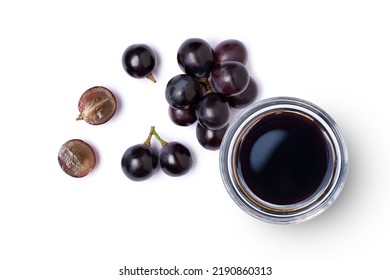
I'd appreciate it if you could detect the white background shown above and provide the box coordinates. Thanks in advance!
[1,0,389,279]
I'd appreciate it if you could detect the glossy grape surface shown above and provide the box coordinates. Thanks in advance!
[196,92,231,130]
[58,139,96,178]
[165,74,201,108]
[77,86,117,125]
[214,39,248,65]
[121,144,158,181]
[122,44,156,80]
[168,106,197,126]
[210,61,249,96]
[196,123,228,151]
[226,77,258,108]
[177,38,214,78]
[159,142,192,176]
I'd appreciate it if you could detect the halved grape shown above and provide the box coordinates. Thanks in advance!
[210,61,249,96]
[214,39,248,65]
[77,86,117,125]
[177,38,214,78]
[58,139,96,178]
[196,92,230,130]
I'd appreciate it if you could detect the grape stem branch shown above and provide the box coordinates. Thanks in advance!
[198,77,213,94]
[144,126,168,147]
[147,73,157,83]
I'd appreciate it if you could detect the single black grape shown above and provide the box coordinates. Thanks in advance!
[214,39,248,65]
[226,77,258,109]
[196,92,231,130]
[210,61,249,96]
[168,106,197,126]
[159,142,192,176]
[196,123,228,151]
[122,44,157,82]
[165,74,201,109]
[177,38,214,78]
[121,144,158,181]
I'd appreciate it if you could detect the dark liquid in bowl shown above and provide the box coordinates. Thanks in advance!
[236,111,333,205]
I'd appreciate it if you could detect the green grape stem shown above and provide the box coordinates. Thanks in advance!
[147,73,157,83]
[143,126,154,146]
[198,77,213,94]
[143,126,168,147]
[76,113,84,121]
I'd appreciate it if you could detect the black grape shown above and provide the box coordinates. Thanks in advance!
[168,106,197,126]
[177,38,214,78]
[122,44,157,82]
[196,92,230,130]
[226,77,258,109]
[214,39,248,65]
[121,144,158,181]
[159,142,193,176]
[165,74,201,108]
[210,61,249,96]
[196,123,228,151]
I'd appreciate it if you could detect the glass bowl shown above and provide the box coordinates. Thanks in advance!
[219,97,349,224]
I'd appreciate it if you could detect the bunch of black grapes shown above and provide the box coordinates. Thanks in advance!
[166,38,258,150]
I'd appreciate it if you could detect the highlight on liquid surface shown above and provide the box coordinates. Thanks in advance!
[235,110,334,206]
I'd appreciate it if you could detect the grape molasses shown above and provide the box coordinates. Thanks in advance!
[235,110,333,206]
